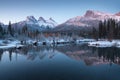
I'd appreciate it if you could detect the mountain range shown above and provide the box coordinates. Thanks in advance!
[12,16,58,31]
[0,10,120,32]
[55,10,120,32]
[0,16,58,31]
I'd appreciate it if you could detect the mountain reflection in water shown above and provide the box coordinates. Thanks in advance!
[0,44,120,66]
[0,44,120,80]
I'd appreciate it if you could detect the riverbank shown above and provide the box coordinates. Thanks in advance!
[1,38,120,49]
[88,40,120,48]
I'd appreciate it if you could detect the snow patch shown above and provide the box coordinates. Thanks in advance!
[88,40,120,48]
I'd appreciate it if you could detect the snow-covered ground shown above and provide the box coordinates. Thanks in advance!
[0,39,24,49]
[76,39,95,43]
[24,39,120,48]
[1,38,120,49]
[88,40,120,48]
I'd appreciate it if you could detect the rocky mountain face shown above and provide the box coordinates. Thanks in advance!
[55,10,120,32]
[115,12,120,16]
[1,10,120,32]
[10,16,58,31]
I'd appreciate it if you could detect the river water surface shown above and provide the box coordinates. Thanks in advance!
[0,44,120,80]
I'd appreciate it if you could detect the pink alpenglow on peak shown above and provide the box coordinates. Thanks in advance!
[115,12,120,16]
[56,10,120,31]
[65,10,120,26]
[84,10,111,18]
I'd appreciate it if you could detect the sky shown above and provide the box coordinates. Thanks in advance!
[0,0,120,24]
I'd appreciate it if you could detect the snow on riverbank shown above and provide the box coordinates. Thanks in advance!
[0,40,24,49]
[88,40,120,48]
[1,38,120,49]
[0,38,73,49]
[76,39,95,43]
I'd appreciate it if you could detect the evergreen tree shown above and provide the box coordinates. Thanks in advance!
[0,24,3,38]
[92,27,98,40]
[98,21,103,39]
[22,24,28,35]
[8,21,14,36]
[98,19,120,40]
[35,30,39,36]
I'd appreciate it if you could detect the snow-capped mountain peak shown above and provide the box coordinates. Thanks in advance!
[47,18,57,26]
[84,10,111,18]
[38,17,46,22]
[25,16,58,28]
[10,16,58,31]
[49,18,55,22]
[38,17,58,28]
[56,10,120,32]
[26,16,37,23]
[115,12,120,16]
[66,16,81,23]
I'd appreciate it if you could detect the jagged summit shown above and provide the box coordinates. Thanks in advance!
[84,10,108,17]
[38,17,46,22]
[26,16,37,23]
[49,18,55,22]
[6,16,58,31]
[115,12,120,16]
[18,16,58,29]
[56,10,120,31]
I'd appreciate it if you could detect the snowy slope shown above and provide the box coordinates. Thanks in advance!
[66,10,120,26]
[115,12,120,16]
[55,10,120,31]
[12,16,58,31]
[38,17,57,28]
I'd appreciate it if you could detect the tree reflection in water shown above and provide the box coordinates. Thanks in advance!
[0,45,120,66]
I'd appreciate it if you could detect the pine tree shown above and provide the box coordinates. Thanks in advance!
[22,24,28,35]
[92,27,98,40]
[8,21,14,36]
[98,19,120,40]
[0,24,3,38]
[99,21,102,38]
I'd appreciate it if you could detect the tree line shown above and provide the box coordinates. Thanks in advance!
[0,21,15,38]
[0,21,40,39]
[92,19,120,40]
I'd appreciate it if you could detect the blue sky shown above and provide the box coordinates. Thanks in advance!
[0,0,120,24]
